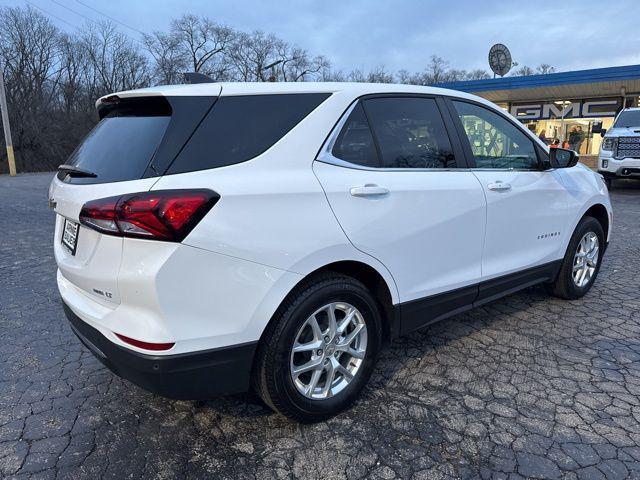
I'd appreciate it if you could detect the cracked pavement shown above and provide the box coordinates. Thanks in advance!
[1,173,640,479]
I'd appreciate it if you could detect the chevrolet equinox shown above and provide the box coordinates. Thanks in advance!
[50,83,612,422]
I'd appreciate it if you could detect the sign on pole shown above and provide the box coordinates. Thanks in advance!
[488,44,512,78]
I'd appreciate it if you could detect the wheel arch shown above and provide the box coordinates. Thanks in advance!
[258,260,399,352]
[249,259,399,397]
[557,201,610,272]
[313,261,397,343]
[583,203,610,241]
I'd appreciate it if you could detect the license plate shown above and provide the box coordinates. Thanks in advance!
[62,218,79,255]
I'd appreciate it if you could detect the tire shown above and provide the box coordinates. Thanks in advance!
[547,216,605,300]
[252,272,382,422]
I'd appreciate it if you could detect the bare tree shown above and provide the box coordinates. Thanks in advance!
[278,46,329,82]
[395,69,412,84]
[144,31,186,85]
[465,69,492,80]
[170,14,234,80]
[395,56,457,85]
[0,9,154,172]
[81,21,150,95]
[537,64,555,74]
[364,66,395,83]
[0,5,557,174]
[227,31,282,81]
[513,65,534,76]
[0,6,64,171]
[0,6,60,104]
[227,31,330,82]
[511,64,556,77]
[321,68,346,82]
[426,55,451,83]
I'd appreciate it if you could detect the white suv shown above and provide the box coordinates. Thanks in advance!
[50,83,612,422]
[598,107,640,186]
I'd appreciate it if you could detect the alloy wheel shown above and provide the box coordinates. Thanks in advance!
[289,302,368,400]
[572,231,599,288]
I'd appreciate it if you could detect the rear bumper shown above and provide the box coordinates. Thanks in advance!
[63,301,257,399]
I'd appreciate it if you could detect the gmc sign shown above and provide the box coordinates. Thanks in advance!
[510,98,621,120]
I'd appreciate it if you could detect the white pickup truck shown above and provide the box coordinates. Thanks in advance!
[598,107,640,187]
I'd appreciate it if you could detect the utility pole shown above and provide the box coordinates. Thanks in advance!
[0,68,16,176]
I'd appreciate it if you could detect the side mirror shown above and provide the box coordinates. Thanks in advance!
[600,128,607,137]
[549,147,579,168]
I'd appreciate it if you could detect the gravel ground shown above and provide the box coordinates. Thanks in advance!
[1,173,640,480]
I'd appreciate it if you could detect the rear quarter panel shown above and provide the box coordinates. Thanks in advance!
[149,91,400,304]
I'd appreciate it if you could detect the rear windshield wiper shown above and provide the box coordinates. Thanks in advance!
[57,164,97,178]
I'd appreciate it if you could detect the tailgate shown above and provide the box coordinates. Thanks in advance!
[51,176,159,306]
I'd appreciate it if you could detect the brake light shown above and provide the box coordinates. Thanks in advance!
[79,189,218,242]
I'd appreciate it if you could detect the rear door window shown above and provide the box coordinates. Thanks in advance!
[363,97,456,169]
[167,93,330,174]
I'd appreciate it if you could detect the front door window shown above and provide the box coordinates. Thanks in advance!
[452,101,539,170]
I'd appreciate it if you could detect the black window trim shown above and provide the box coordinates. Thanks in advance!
[316,93,471,171]
[442,96,550,172]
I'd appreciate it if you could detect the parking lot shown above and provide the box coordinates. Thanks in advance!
[0,172,639,479]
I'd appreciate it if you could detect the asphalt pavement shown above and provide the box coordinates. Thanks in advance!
[1,173,640,479]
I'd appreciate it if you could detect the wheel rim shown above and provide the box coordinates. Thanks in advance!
[572,231,599,288]
[289,302,368,400]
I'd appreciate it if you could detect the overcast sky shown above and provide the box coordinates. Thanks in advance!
[10,0,640,75]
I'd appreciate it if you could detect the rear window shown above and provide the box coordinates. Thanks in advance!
[60,97,171,184]
[166,93,330,174]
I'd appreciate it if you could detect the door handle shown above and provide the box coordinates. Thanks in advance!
[487,182,512,192]
[349,184,389,197]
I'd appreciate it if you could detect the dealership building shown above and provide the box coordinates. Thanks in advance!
[439,64,640,167]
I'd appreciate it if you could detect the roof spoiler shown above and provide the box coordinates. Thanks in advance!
[96,95,172,119]
[183,72,215,84]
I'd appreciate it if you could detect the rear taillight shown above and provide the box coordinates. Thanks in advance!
[79,189,219,242]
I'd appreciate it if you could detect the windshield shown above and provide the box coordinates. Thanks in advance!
[614,110,640,128]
